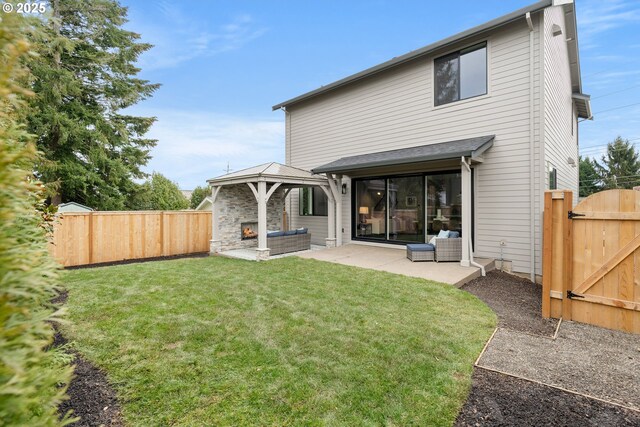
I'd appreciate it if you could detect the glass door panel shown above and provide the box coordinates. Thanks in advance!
[388,176,424,242]
[426,173,462,236]
[355,179,386,239]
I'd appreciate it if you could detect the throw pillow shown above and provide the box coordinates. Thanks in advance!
[438,229,450,239]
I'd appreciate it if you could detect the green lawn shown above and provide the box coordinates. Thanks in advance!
[61,256,495,426]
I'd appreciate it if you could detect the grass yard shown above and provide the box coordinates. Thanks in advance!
[61,256,496,426]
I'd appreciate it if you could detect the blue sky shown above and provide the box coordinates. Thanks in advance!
[121,0,640,190]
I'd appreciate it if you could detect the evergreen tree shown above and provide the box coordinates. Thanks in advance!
[190,185,209,209]
[578,156,602,197]
[0,10,73,424]
[132,172,189,210]
[599,137,640,190]
[25,0,159,210]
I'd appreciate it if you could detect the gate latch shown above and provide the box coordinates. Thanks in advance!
[567,290,584,299]
[568,211,585,219]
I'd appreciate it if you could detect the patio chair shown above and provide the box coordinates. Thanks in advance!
[429,231,462,262]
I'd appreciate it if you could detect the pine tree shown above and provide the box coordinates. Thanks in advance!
[578,156,602,197]
[599,137,640,190]
[26,0,160,210]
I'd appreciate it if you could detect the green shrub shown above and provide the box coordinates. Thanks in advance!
[0,9,73,427]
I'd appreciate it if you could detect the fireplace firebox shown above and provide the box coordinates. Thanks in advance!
[241,222,258,240]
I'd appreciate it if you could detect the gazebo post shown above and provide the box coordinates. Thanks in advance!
[209,186,221,254]
[326,174,342,247]
[321,186,336,248]
[256,180,269,261]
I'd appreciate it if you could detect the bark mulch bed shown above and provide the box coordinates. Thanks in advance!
[455,369,640,426]
[52,290,124,426]
[461,270,558,337]
[457,271,640,426]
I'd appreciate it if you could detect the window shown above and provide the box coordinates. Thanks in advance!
[299,187,328,216]
[547,162,557,190]
[435,42,487,106]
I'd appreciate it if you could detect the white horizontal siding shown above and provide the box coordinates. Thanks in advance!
[286,17,545,273]
[540,6,579,275]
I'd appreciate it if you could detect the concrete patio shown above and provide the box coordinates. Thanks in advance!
[297,243,494,287]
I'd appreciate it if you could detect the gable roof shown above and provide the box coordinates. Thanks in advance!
[312,135,495,174]
[207,162,328,186]
[58,202,94,212]
[271,0,582,115]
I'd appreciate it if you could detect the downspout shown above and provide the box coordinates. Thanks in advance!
[527,11,536,283]
[462,156,485,276]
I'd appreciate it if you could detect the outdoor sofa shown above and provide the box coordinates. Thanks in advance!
[267,228,311,255]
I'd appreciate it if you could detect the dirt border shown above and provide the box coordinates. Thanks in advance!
[64,252,209,270]
[52,291,124,426]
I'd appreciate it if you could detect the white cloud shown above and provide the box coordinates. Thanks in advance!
[133,109,285,189]
[131,4,267,70]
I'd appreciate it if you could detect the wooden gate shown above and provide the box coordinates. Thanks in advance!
[543,189,640,333]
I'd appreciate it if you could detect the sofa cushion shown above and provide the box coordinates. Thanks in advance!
[267,230,285,238]
[406,243,435,252]
[284,229,297,236]
[448,231,460,238]
[437,229,450,238]
[296,227,308,234]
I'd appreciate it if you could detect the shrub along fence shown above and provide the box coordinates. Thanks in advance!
[543,189,640,334]
[50,211,212,267]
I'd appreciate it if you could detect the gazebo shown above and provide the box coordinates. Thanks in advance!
[207,162,342,260]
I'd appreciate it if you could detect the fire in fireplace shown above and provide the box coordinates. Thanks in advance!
[241,222,258,240]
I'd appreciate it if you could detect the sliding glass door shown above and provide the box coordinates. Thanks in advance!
[353,171,464,244]
[426,172,462,236]
[388,176,424,242]
[354,179,386,239]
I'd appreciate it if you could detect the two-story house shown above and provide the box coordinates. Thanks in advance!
[271,0,591,280]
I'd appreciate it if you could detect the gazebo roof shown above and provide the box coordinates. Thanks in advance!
[207,162,328,187]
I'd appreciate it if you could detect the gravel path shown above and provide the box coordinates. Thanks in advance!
[462,270,558,336]
[455,369,640,426]
[478,322,640,410]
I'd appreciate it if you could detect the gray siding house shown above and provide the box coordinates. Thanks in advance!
[272,0,590,279]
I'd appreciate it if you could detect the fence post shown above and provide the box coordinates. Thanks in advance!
[160,211,165,257]
[542,192,552,318]
[88,212,94,265]
[562,191,573,320]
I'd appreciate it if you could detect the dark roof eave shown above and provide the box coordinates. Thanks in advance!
[272,0,552,111]
[312,136,494,175]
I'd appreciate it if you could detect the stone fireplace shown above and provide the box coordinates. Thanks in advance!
[214,184,285,251]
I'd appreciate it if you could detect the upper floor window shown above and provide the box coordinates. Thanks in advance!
[434,42,487,106]
[299,187,328,216]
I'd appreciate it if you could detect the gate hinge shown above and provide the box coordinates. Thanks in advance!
[568,211,585,219]
[567,290,584,299]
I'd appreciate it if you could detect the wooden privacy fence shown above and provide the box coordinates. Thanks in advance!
[50,211,212,267]
[543,189,640,334]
